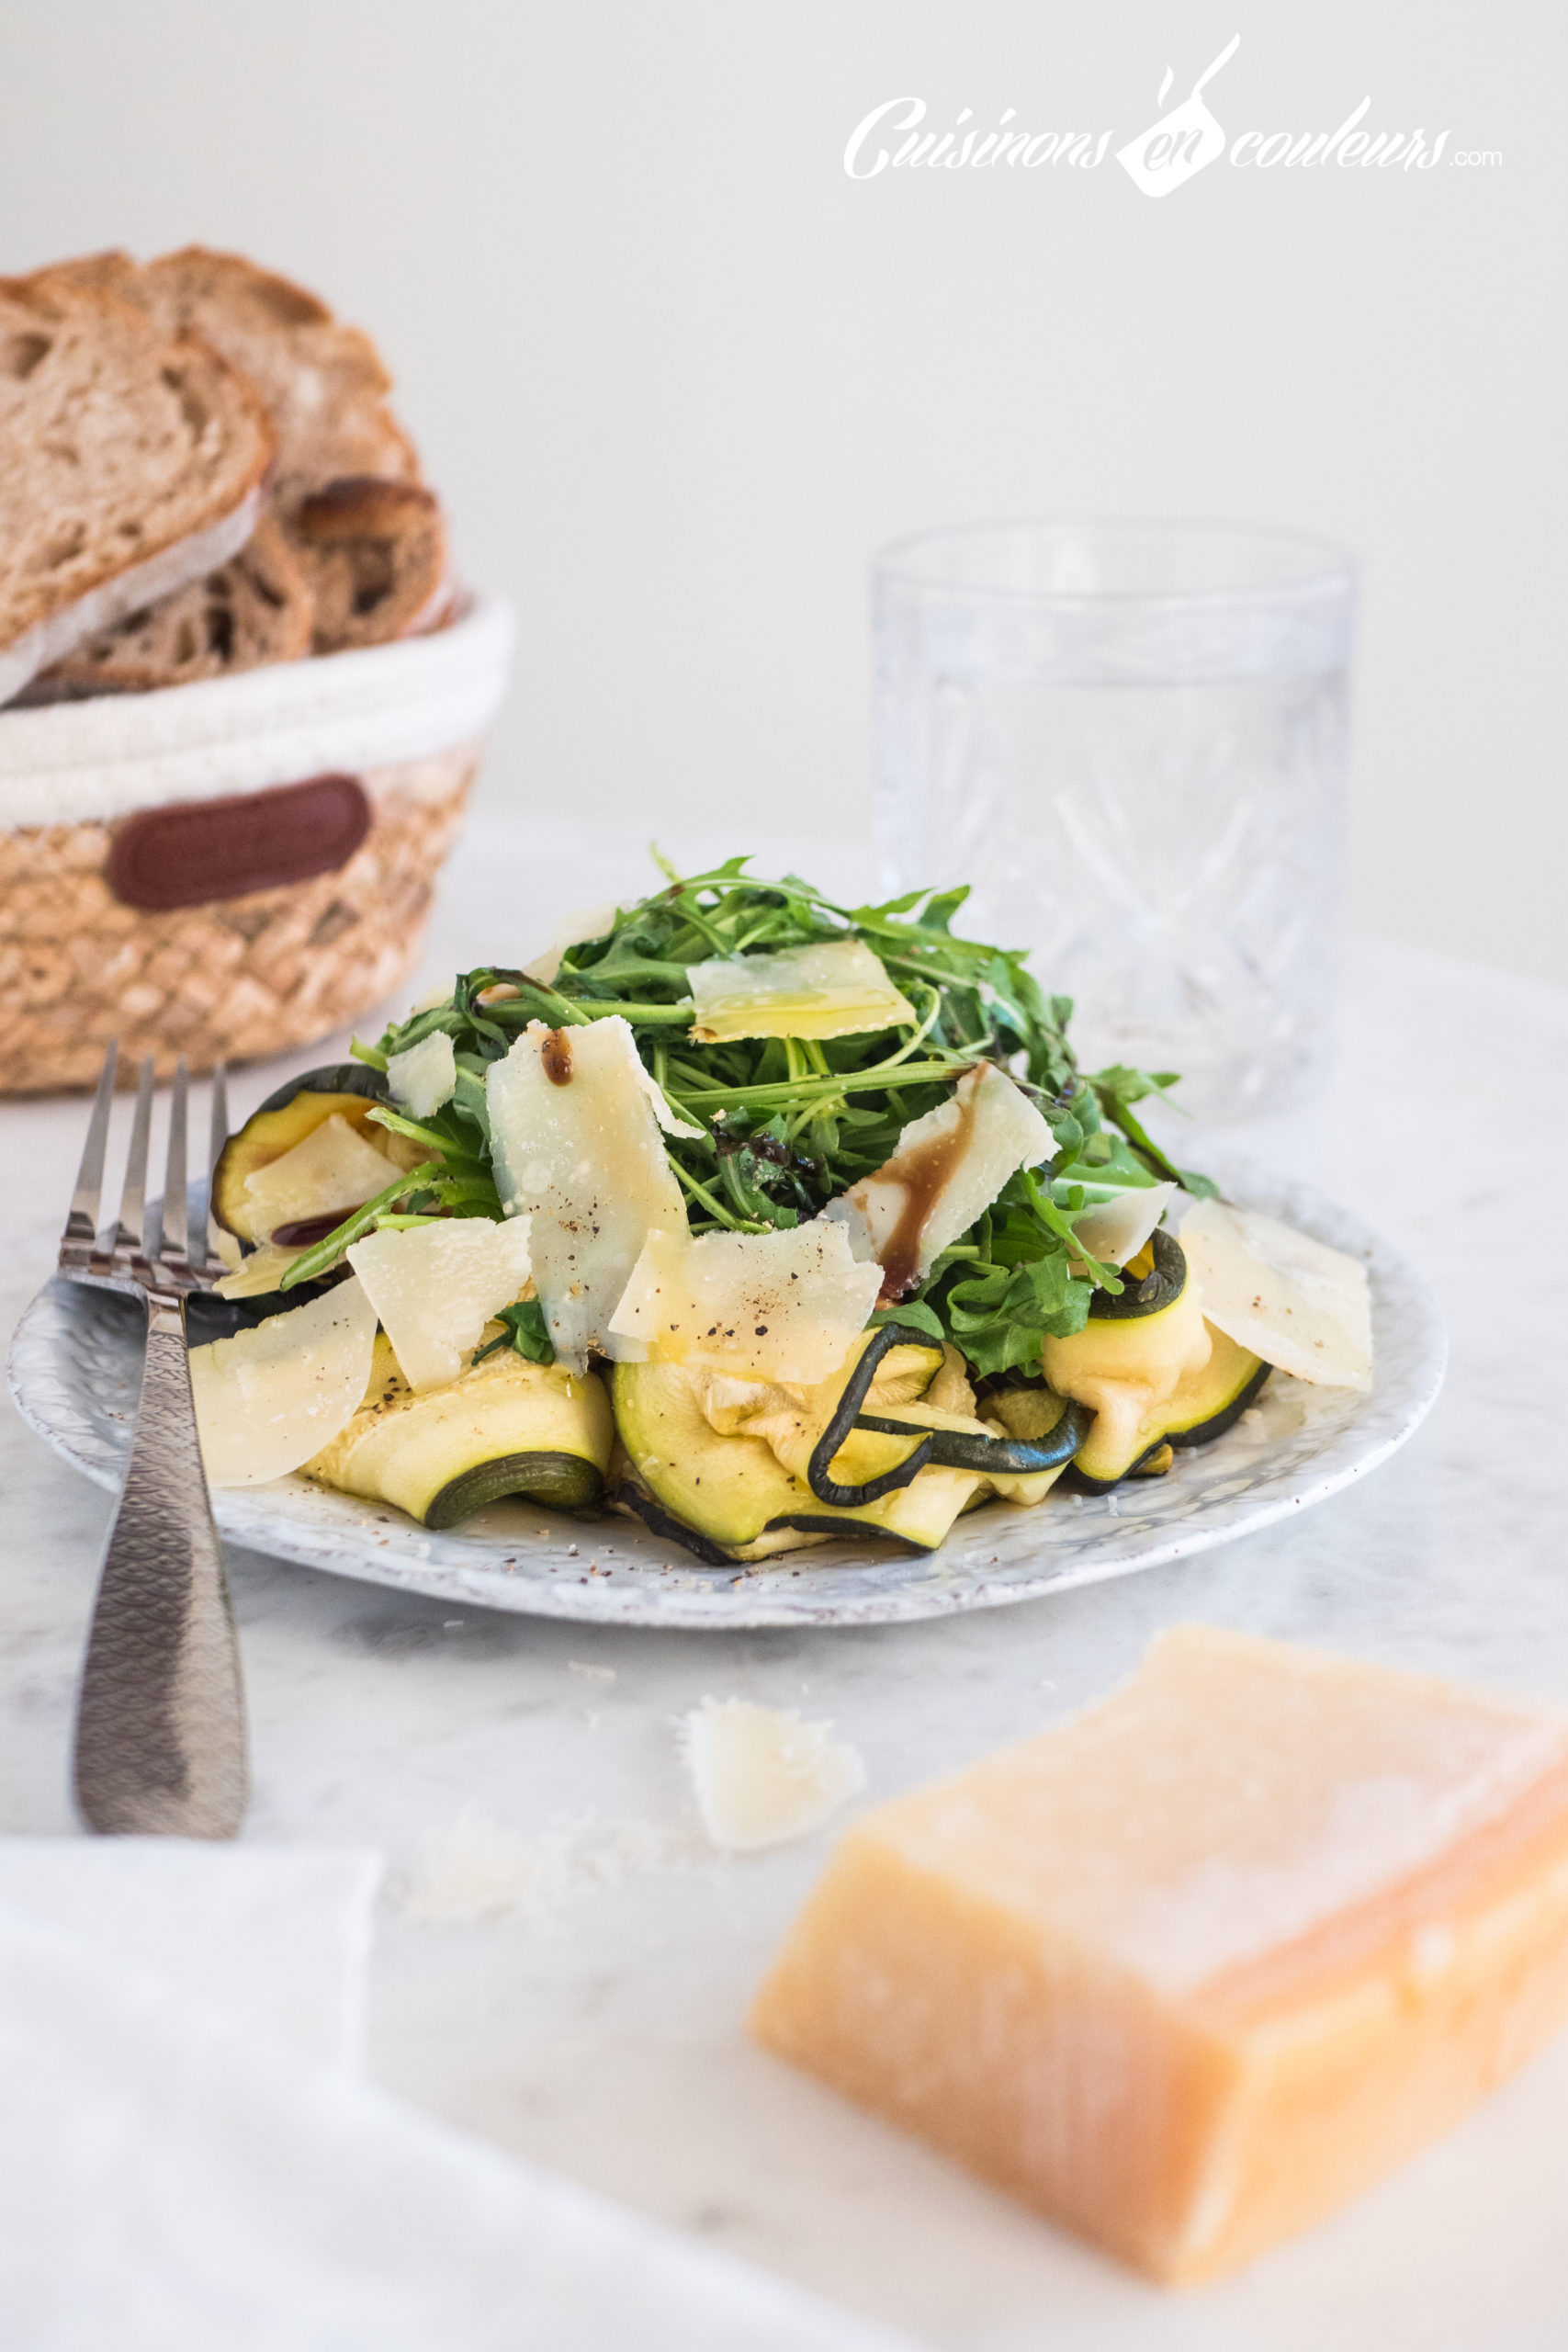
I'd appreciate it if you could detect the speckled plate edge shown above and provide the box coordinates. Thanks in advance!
[7,1155,1446,1630]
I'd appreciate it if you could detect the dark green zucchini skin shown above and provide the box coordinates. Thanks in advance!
[762,1515,925,1556]
[255,1063,389,1116]
[615,1484,738,1567]
[214,1063,394,1245]
[1065,1355,1271,1495]
[802,1323,1089,1510]
[426,1452,604,1531]
[1166,1356,1272,1453]
[1087,1226,1186,1319]
[856,1402,1094,1478]
[615,1482,928,1567]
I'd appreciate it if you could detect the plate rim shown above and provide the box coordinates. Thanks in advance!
[6,1157,1447,1630]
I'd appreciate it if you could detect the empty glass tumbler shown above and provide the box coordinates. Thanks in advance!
[872,521,1355,1121]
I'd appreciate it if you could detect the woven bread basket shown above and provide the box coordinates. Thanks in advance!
[0,595,512,1093]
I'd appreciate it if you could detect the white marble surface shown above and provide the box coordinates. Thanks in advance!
[4,813,1567,2349]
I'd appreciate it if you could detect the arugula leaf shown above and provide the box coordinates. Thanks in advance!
[474,1298,557,1367]
[371,855,1211,1381]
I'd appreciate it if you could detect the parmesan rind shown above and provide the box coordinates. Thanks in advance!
[687,939,918,1045]
[826,1063,1054,1284]
[607,1218,882,1385]
[346,1218,535,1392]
[681,1697,866,1851]
[386,1031,457,1119]
[1070,1182,1177,1269]
[240,1114,398,1240]
[189,1278,378,1486]
[1179,1197,1373,1391]
[485,1016,689,1374]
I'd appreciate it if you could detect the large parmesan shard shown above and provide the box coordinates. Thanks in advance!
[1179,1197,1373,1390]
[825,1063,1053,1299]
[751,1626,1568,2286]
[607,1218,882,1385]
[485,1017,688,1373]
[687,940,917,1044]
[347,1217,534,1392]
[189,1279,379,1486]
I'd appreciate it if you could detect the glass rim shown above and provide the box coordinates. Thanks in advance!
[872,516,1356,608]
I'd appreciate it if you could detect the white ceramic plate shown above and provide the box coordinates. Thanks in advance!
[7,1158,1444,1630]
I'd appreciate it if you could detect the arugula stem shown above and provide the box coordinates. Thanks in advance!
[665,1054,976,1115]
[278,1159,445,1289]
[671,1160,767,1233]
[1021,1170,1122,1292]
[555,999,696,1024]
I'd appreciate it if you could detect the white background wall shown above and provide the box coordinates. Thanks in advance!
[3,1,1562,979]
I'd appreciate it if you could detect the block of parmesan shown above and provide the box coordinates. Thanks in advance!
[750,1626,1568,2286]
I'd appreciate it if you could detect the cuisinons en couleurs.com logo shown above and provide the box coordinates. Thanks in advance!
[1115,35,1238,197]
[843,38,1473,190]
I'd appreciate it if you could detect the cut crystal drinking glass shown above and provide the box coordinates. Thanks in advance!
[873,522,1355,1122]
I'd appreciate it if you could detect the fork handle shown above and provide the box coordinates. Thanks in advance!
[73,1296,249,1838]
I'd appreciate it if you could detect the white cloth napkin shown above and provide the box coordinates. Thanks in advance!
[0,1839,913,2352]
[0,1838,379,2070]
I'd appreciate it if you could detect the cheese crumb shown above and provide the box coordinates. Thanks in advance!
[680,1697,866,1852]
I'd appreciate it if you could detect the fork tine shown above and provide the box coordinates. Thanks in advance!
[114,1056,157,1260]
[203,1062,230,1273]
[162,1058,189,1265]
[65,1043,118,1255]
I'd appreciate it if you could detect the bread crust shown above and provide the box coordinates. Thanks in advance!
[139,246,422,516]
[3,247,450,699]
[0,277,275,700]
[23,514,313,698]
[292,477,448,650]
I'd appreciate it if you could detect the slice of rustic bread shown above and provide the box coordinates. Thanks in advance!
[139,247,422,519]
[0,277,275,705]
[292,477,448,651]
[20,514,313,699]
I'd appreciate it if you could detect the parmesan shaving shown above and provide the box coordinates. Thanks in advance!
[1070,1182,1177,1270]
[386,1031,457,1119]
[240,1114,398,1240]
[826,1062,1054,1288]
[347,1218,535,1392]
[687,939,917,1044]
[189,1278,378,1486]
[681,1698,866,1851]
[1179,1198,1373,1391]
[212,1240,308,1300]
[485,1016,689,1373]
[522,900,621,988]
[607,1218,882,1385]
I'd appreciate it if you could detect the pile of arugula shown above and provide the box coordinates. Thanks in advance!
[283,857,1213,1383]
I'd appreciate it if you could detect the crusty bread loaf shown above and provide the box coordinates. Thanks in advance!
[0,277,275,705]
[292,477,448,652]
[19,514,312,699]
[138,247,421,518]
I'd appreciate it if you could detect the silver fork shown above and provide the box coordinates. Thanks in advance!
[61,1044,248,1838]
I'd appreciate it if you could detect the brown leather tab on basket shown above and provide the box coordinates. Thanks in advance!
[107,775,373,911]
